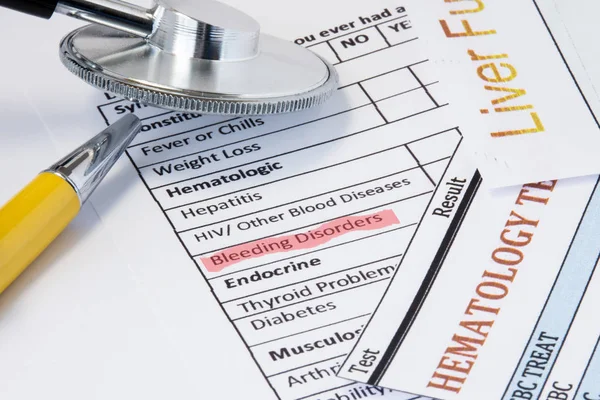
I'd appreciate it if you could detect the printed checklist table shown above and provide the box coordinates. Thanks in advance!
[97,7,458,400]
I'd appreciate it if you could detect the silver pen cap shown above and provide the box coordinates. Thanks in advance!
[45,114,142,204]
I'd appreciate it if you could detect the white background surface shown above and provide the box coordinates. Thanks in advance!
[0,1,278,399]
[0,0,599,399]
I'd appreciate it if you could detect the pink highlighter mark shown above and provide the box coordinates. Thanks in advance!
[201,209,400,273]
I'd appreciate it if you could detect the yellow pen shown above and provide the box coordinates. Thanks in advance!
[0,114,142,294]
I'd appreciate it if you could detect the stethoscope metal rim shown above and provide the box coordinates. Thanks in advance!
[59,23,339,115]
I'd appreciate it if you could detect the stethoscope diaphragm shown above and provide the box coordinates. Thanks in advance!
[2,0,339,115]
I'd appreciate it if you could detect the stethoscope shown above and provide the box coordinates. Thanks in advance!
[0,0,338,115]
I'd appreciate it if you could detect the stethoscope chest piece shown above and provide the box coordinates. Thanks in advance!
[9,0,339,115]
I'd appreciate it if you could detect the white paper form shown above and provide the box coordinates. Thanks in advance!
[92,4,448,398]
[340,173,600,400]
[19,1,462,399]
[397,0,600,187]
[338,2,600,399]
